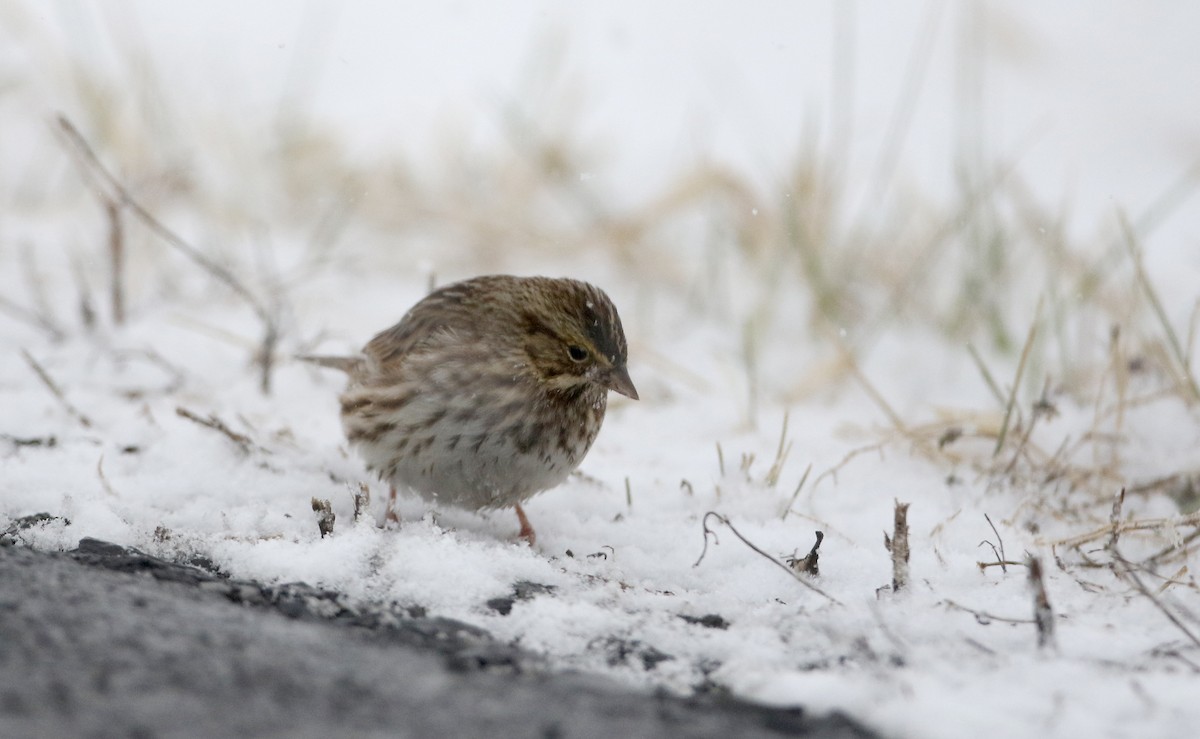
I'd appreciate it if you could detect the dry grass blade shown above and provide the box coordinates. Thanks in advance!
[835,337,907,434]
[106,195,125,325]
[175,406,256,455]
[1052,510,1200,550]
[942,599,1036,625]
[21,349,93,428]
[0,296,65,340]
[1118,210,1200,402]
[1111,551,1200,651]
[967,342,1006,407]
[765,411,793,487]
[55,116,267,321]
[781,462,814,521]
[55,115,283,394]
[994,298,1041,456]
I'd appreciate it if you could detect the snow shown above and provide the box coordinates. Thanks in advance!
[3,3,1200,738]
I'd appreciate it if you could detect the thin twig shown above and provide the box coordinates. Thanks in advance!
[21,349,93,428]
[1107,487,1126,552]
[977,560,1027,572]
[175,406,256,455]
[977,512,1011,573]
[985,512,1006,563]
[693,512,839,604]
[1111,550,1200,651]
[1143,527,1200,567]
[942,599,1036,625]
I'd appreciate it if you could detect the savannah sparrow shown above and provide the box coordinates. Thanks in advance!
[306,275,637,545]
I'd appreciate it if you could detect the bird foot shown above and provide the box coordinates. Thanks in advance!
[384,486,402,529]
[514,504,537,547]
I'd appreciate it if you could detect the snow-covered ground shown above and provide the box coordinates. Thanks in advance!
[3,4,1200,738]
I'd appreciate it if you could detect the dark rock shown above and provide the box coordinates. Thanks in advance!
[488,580,557,616]
[595,637,675,671]
[0,539,881,739]
[679,613,731,630]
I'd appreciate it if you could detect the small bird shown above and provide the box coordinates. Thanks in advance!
[304,275,637,545]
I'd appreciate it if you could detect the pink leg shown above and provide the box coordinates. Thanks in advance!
[385,486,401,527]
[514,504,536,547]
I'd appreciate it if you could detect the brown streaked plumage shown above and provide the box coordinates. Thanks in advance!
[303,275,637,545]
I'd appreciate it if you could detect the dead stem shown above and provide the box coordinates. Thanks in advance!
[352,482,371,522]
[1027,556,1056,649]
[883,499,911,592]
[312,498,335,538]
[786,530,824,576]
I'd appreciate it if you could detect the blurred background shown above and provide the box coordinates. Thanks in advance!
[2,1,1198,411]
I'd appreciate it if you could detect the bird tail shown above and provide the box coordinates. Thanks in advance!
[296,354,364,374]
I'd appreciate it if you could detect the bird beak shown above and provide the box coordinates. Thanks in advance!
[606,365,639,400]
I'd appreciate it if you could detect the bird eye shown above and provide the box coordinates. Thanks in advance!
[567,345,589,362]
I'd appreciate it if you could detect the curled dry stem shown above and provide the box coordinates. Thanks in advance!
[694,512,839,605]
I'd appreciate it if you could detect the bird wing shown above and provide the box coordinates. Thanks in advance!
[361,282,493,373]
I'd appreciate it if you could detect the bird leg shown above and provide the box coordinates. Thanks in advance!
[385,485,401,527]
[514,504,537,546]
